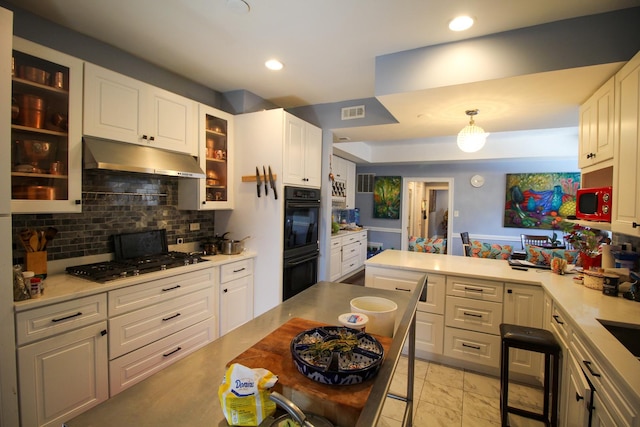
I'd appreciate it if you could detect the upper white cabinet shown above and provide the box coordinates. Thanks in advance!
[83,63,197,155]
[179,104,234,210]
[11,37,83,213]
[613,50,640,236]
[579,76,615,170]
[332,155,356,208]
[283,114,321,188]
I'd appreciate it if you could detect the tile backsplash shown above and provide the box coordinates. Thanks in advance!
[11,170,216,264]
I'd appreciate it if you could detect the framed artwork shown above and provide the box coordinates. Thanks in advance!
[373,176,401,219]
[504,172,580,229]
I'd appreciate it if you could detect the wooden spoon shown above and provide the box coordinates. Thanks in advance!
[29,231,39,252]
[43,227,58,250]
[19,229,33,252]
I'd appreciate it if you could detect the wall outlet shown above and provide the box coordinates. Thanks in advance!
[176,238,184,244]
[189,223,200,231]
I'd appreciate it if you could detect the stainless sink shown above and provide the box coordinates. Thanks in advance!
[597,319,640,359]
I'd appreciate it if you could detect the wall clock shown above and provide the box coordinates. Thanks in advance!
[470,174,485,188]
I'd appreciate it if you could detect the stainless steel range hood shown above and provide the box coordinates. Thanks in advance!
[83,137,205,178]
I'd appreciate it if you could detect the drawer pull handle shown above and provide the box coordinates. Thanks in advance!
[100,329,108,336]
[163,346,182,357]
[162,285,181,292]
[583,360,601,377]
[552,315,564,325]
[395,287,411,292]
[575,392,584,402]
[233,268,246,273]
[162,313,181,322]
[464,287,484,292]
[462,343,481,350]
[463,312,482,318]
[51,312,82,323]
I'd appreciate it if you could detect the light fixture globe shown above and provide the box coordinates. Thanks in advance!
[457,109,489,153]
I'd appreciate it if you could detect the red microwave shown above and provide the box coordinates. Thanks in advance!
[575,186,612,222]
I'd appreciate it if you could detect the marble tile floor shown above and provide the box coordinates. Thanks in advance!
[378,357,546,427]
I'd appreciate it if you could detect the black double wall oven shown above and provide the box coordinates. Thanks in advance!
[283,186,320,301]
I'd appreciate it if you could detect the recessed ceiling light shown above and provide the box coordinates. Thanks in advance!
[265,59,284,71]
[449,15,474,31]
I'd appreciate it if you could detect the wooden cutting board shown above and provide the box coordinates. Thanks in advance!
[227,317,392,426]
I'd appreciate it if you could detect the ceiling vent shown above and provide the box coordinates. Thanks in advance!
[357,174,375,193]
[341,105,365,120]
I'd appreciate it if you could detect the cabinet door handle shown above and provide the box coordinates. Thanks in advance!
[233,268,246,273]
[575,392,584,402]
[163,347,182,357]
[162,313,181,321]
[464,287,483,292]
[141,134,148,140]
[552,315,564,325]
[395,287,411,292]
[100,329,108,336]
[462,343,481,350]
[51,312,82,322]
[633,222,639,228]
[463,312,483,318]
[149,136,155,141]
[223,288,228,293]
[583,360,601,377]
[162,285,181,292]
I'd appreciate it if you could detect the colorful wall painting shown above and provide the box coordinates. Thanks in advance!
[373,176,401,219]
[504,172,580,229]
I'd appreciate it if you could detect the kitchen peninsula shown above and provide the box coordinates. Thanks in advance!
[64,280,425,427]
[365,250,640,426]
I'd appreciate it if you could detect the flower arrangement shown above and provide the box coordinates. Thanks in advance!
[561,222,601,256]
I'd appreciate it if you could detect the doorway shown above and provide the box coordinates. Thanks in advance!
[401,177,454,254]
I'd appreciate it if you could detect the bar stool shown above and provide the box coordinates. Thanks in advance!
[500,324,560,427]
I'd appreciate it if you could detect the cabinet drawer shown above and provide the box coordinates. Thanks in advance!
[364,267,438,313]
[341,233,361,245]
[220,259,253,283]
[108,268,215,316]
[341,258,360,277]
[109,317,217,396]
[446,276,504,302]
[444,326,501,368]
[16,294,107,345]
[109,287,214,359]
[342,241,360,262]
[330,238,342,249]
[445,296,502,335]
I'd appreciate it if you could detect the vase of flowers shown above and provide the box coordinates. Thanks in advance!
[561,222,603,270]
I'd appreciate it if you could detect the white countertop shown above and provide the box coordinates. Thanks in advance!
[365,250,640,401]
[14,252,256,313]
[331,227,366,238]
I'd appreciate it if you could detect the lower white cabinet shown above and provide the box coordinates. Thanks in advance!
[17,321,108,427]
[502,283,544,378]
[329,237,342,281]
[443,326,502,368]
[416,311,444,356]
[219,259,254,336]
[564,352,592,427]
[330,230,367,281]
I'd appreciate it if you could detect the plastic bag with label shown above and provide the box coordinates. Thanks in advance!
[218,363,278,426]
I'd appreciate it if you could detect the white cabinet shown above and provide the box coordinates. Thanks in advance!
[283,113,322,188]
[443,276,504,369]
[331,230,367,280]
[11,37,83,213]
[564,352,592,427]
[84,62,197,155]
[502,283,544,377]
[579,76,615,169]
[219,259,254,336]
[612,50,640,236]
[346,160,356,209]
[179,104,234,210]
[16,295,108,427]
[107,268,216,394]
[329,236,342,281]
[365,267,444,357]
[331,156,356,208]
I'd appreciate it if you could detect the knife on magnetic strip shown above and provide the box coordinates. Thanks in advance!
[268,165,277,200]
[255,166,261,197]
[263,166,268,196]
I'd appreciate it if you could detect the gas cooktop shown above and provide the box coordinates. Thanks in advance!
[66,251,207,283]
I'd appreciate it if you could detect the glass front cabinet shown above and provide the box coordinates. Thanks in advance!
[179,104,233,210]
[11,37,83,213]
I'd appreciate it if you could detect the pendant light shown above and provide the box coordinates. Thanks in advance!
[457,109,489,153]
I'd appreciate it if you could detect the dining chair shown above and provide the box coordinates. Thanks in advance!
[520,234,551,250]
[460,232,471,257]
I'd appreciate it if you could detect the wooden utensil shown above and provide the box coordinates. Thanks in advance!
[19,229,33,252]
[29,231,39,252]
[43,227,58,250]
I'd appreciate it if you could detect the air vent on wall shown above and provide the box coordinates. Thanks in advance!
[357,174,375,193]
[341,105,365,120]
